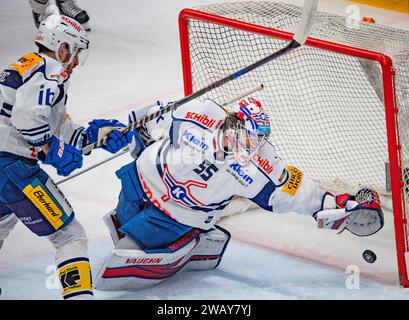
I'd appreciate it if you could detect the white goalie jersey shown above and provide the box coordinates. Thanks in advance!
[134,99,327,230]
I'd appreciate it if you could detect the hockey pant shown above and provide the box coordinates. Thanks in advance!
[114,161,195,249]
[0,153,93,299]
[95,219,231,291]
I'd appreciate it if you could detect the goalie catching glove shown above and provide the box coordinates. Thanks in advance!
[314,188,384,237]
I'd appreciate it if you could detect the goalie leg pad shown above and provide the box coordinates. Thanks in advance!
[0,209,18,241]
[95,226,231,291]
[103,210,125,246]
[188,225,231,270]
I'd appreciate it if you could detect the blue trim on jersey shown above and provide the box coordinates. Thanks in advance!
[187,198,233,213]
[250,181,276,212]
[18,127,50,137]
[51,83,65,108]
[2,103,13,111]
[69,127,85,147]
[0,110,11,118]
[22,63,47,84]
[0,69,23,90]
[17,124,50,134]
[155,140,170,178]
[169,120,182,148]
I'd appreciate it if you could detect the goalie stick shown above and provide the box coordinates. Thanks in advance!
[55,84,265,185]
[80,0,319,155]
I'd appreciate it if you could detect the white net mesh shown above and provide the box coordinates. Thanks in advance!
[182,1,409,282]
[185,1,409,198]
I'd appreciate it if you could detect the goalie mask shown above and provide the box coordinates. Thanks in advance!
[35,14,90,69]
[225,98,271,165]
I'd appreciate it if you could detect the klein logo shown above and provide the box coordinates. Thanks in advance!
[185,112,216,128]
[181,129,209,151]
[229,163,253,184]
[38,85,55,106]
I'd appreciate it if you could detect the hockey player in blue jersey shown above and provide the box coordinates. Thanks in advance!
[0,14,132,299]
[95,97,384,291]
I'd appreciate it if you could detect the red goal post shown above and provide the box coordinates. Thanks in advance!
[178,2,409,286]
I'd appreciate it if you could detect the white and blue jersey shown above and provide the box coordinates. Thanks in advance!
[133,99,327,230]
[0,52,85,159]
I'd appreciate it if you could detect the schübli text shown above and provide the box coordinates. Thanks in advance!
[185,112,216,128]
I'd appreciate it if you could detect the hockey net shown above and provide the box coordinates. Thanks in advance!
[179,2,409,286]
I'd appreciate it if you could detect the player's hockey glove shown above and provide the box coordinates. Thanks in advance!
[314,189,384,237]
[41,136,83,177]
[83,119,134,154]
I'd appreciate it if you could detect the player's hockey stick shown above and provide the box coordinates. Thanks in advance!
[81,0,318,155]
[56,84,264,185]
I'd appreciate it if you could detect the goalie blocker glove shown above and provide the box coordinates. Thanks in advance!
[314,188,384,237]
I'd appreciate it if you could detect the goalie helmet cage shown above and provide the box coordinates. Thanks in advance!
[178,2,409,286]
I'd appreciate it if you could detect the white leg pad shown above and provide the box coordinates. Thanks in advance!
[103,210,124,246]
[94,233,199,291]
[94,226,231,291]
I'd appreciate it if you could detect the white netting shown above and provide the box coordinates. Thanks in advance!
[185,1,409,198]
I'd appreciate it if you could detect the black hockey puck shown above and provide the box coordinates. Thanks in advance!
[362,250,377,263]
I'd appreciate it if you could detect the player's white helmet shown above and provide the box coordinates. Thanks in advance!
[35,14,89,68]
[226,98,271,164]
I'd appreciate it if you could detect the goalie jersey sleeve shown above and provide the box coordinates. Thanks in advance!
[134,98,327,230]
[0,52,85,159]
